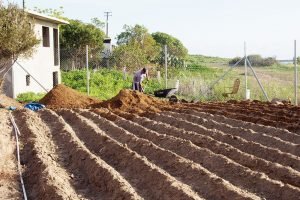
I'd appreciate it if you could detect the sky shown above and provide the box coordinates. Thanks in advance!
[12,0,300,59]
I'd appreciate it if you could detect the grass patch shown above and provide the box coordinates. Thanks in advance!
[16,92,45,103]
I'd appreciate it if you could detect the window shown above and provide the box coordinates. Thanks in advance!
[26,75,30,86]
[53,28,59,65]
[53,71,58,87]
[42,26,50,47]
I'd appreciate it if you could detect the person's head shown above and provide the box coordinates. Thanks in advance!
[141,67,147,74]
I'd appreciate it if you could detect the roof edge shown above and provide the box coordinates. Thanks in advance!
[26,10,69,25]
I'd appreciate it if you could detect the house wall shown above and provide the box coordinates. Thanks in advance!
[10,18,61,98]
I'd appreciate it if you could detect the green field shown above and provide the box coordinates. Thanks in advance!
[17,55,300,103]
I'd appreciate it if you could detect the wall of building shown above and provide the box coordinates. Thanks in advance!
[10,19,61,98]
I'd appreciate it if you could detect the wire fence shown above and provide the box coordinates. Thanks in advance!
[60,48,115,71]
[60,45,300,104]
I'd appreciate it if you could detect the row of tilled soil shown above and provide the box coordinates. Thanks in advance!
[7,105,300,200]
[177,103,300,133]
[91,108,300,199]
[108,110,300,187]
[172,108,300,144]
[0,111,20,199]
[14,109,203,200]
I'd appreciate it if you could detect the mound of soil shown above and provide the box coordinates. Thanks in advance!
[0,94,22,109]
[39,84,101,109]
[97,89,167,113]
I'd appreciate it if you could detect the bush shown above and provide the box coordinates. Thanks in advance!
[16,92,45,103]
[229,55,277,67]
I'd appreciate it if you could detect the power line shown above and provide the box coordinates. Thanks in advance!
[104,11,112,37]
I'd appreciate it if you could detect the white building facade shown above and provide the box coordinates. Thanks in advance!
[4,10,68,98]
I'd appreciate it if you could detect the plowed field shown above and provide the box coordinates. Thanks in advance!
[2,99,300,200]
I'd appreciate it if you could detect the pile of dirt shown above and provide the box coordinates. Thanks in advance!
[0,94,23,109]
[97,89,168,113]
[39,84,101,109]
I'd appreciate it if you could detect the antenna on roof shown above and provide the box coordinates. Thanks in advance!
[104,11,112,37]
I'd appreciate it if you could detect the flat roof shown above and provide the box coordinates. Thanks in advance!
[26,10,69,25]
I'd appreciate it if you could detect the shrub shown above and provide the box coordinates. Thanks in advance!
[229,55,277,67]
[16,92,45,103]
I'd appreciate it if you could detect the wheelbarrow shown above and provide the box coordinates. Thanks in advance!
[154,88,178,102]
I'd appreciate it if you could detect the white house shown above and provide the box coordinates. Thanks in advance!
[3,10,69,98]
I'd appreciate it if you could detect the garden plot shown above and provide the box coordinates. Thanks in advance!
[1,87,300,199]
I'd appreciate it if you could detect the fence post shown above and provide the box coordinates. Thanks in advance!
[123,66,127,80]
[294,40,298,105]
[244,41,248,100]
[192,80,196,95]
[157,71,161,82]
[86,45,90,96]
[164,45,168,89]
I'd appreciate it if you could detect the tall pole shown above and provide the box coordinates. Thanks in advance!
[23,0,25,10]
[104,11,112,37]
[244,41,248,99]
[86,45,90,96]
[164,45,168,89]
[294,40,298,105]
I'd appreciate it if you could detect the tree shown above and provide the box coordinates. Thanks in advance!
[0,3,39,85]
[112,44,147,71]
[60,19,105,50]
[152,32,188,59]
[229,55,277,67]
[151,32,188,68]
[116,24,160,62]
[60,19,106,69]
[34,6,65,19]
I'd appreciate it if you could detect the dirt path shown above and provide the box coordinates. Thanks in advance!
[54,109,201,200]
[77,109,258,200]
[0,110,20,199]
[92,109,300,199]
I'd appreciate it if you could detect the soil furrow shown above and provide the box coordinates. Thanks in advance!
[0,111,20,199]
[176,108,300,145]
[37,109,142,200]
[96,110,300,199]
[13,110,81,200]
[145,111,300,172]
[191,106,300,134]
[194,103,299,125]
[110,110,300,188]
[77,109,258,200]
[54,109,201,200]
[164,110,300,156]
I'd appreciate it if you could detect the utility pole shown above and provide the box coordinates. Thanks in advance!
[104,11,112,37]
[23,0,25,10]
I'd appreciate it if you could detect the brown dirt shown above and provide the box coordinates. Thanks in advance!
[0,110,20,199]
[2,90,300,199]
[96,89,168,113]
[107,110,300,199]
[177,101,300,134]
[0,94,22,109]
[39,84,101,109]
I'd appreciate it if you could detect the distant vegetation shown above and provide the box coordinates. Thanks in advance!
[229,55,277,66]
